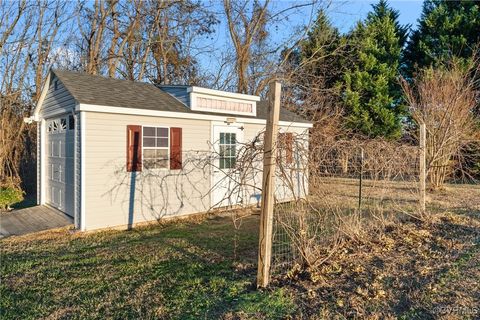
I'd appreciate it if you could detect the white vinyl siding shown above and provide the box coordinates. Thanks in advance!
[82,112,212,230]
[82,111,308,230]
[40,76,76,118]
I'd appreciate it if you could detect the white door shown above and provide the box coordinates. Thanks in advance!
[46,116,75,216]
[212,125,244,208]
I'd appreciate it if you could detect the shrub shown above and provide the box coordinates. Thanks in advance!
[0,187,24,211]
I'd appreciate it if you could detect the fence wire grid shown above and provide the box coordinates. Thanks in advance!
[270,139,421,276]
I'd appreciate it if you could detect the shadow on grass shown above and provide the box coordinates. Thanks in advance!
[0,215,295,319]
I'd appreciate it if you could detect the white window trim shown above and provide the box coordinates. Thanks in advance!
[40,119,46,205]
[80,111,86,231]
[141,125,170,171]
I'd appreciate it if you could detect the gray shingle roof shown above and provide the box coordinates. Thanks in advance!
[52,70,311,124]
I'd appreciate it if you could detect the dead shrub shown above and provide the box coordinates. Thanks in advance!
[401,61,480,190]
[271,135,421,277]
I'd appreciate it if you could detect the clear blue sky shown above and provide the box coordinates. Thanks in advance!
[328,0,424,33]
[198,1,425,77]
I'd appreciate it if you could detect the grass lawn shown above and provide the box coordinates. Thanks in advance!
[1,215,294,319]
[1,184,479,319]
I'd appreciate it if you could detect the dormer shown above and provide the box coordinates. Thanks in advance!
[158,85,260,117]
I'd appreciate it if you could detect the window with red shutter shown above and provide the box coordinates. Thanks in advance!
[170,127,182,170]
[143,126,169,169]
[127,125,142,172]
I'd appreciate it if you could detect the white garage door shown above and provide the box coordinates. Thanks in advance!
[46,115,75,217]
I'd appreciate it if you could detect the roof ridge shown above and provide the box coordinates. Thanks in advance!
[52,69,154,87]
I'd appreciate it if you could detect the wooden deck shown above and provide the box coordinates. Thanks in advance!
[0,206,73,239]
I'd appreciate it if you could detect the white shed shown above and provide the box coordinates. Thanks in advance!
[33,70,312,231]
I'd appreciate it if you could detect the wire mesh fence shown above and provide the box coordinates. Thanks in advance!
[271,138,421,276]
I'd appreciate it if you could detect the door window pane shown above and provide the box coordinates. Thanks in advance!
[219,132,237,169]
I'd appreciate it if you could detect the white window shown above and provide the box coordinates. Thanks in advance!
[47,118,68,134]
[219,132,237,169]
[143,126,169,169]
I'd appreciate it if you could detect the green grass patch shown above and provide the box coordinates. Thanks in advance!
[0,215,295,319]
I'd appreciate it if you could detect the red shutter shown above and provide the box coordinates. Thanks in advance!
[278,133,285,161]
[278,132,294,164]
[170,127,182,170]
[126,125,142,172]
[285,132,294,164]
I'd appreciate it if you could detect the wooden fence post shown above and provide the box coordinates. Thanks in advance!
[257,81,281,288]
[419,122,426,214]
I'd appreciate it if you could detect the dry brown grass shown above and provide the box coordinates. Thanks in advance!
[271,184,480,319]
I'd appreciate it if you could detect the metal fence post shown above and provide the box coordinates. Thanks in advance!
[358,147,364,211]
[419,122,426,214]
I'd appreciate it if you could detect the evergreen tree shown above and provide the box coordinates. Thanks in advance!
[299,10,345,90]
[342,0,408,138]
[404,0,480,75]
[283,10,346,123]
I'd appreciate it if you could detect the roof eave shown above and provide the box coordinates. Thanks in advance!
[77,103,313,128]
[32,70,52,121]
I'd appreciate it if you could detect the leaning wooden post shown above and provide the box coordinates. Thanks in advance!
[419,122,426,215]
[257,81,281,288]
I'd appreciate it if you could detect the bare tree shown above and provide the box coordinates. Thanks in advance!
[223,0,321,95]
[77,0,110,75]
[223,0,269,94]
[0,0,27,56]
[401,60,480,189]
[1,0,73,191]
